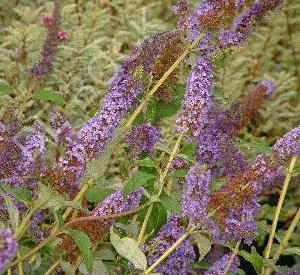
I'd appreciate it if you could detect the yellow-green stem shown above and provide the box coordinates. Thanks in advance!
[264,207,300,275]
[273,207,300,260]
[137,203,154,245]
[15,205,39,240]
[7,268,12,275]
[158,133,184,195]
[17,249,24,275]
[124,31,207,129]
[62,180,91,220]
[44,259,62,275]
[143,209,217,274]
[7,202,151,270]
[263,157,297,263]
[224,239,241,275]
[143,227,196,275]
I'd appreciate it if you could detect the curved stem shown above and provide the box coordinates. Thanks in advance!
[224,239,241,275]
[6,202,151,270]
[263,157,297,264]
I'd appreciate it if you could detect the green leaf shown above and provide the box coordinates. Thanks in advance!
[79,259,109,275]
[236,269,247,275]
[60,261,76,275]
[32,89,64,103]
[0,84,12,95]
[85,185,114,203]
[139,157,157,168]
[161,194,181,213]
[37,184,67,210]
[0,184,32,204]
[110,228,147,270]
[146,97,159,124]
[192,232,211,261]
[281,247,300,257]
[124,171,156,196]
[146,202,167,238]
[239,248,263,274]
[94,249,115,261]
[2,193,19,232]
[172,169,188,178]
[180,141,198,157]
[65,229,93,273]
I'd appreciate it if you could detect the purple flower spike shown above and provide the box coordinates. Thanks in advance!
[205,253,240,275]
[182,165,211,224]
[0,228,18,273]
[91,189,143,230]
[126,123,160,159]
[273,126,300,162]
[143,214,196,275]
[28,0,61,76]
[78,31,177,160]
[176,57,214,137]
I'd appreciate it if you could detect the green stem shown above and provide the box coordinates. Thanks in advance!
[137,133,184,244]
[44,259,62,275]
[224,239,241,275]
[124,31,207,129]
[62,180,92,220]
[264,156,297,260]
[15,205,40,240]
[17,249,24,275]
[264,207,300,275]
[143,209,217,274]
[137,203,154,245]
[143,226,197,275]
[158,133,184,196]
[273,207,300,260]
[7,202,152,269]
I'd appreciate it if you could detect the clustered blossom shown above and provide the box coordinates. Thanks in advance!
[31,212,47,240]
[218,0,283,47]
[182,165,211,224]
[0,114,46,200]
[176,58,214,136]
[195,79,275,180]
[56,189,143,264]
[29,0,63,76]
[49,111,75,146]
[209,125,300,244]
[91,189,143,229]
[273,126,300,162]
[126,123,160,159]
[0,228,18,273]
[205,253,240,275]
[77,31,178,160]
[143,214,196,275]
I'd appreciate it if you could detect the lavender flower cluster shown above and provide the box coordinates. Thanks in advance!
[143,214,196,275]
[0,228,18,273]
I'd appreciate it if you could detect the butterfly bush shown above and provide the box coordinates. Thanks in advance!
[0,0,299,273]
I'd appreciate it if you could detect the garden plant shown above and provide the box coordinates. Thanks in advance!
[0,0,299,274]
